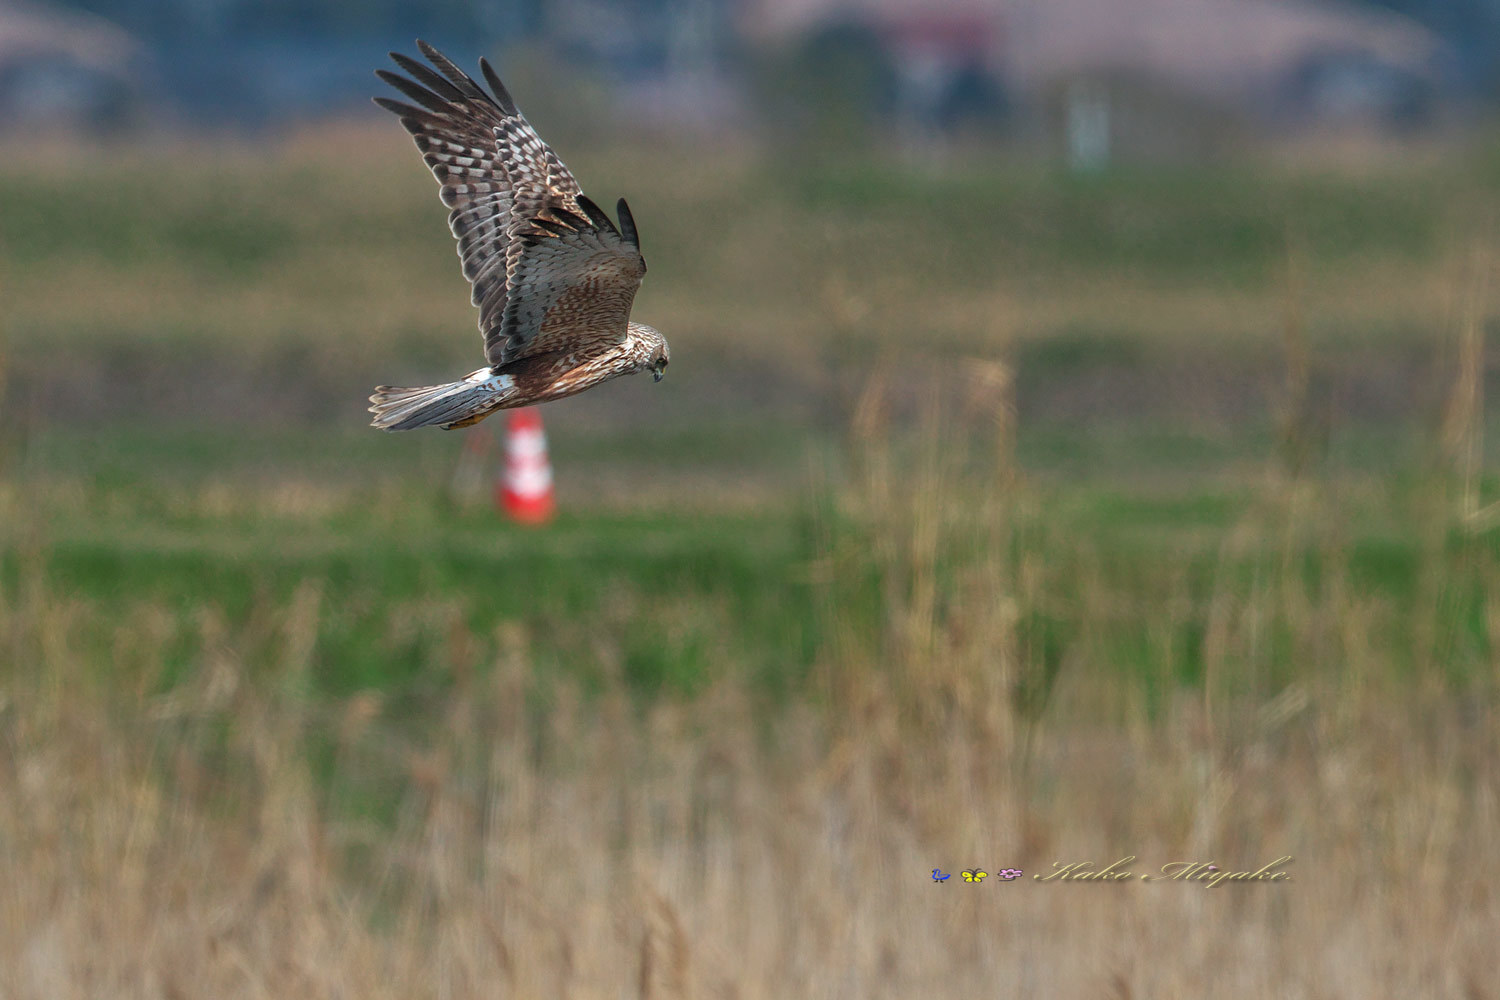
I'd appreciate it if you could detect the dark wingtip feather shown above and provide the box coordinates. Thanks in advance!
[616,198,639,248]
[413,40,492,103]
[547,207,588,231]
[529,218,571,237]
[575,195,619,236]
[478,58,518,115]
[375,70,455,115]
[389,52,467,103]
[372,95,436,126]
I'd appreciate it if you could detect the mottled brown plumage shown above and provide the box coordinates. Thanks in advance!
[368,41,669,431]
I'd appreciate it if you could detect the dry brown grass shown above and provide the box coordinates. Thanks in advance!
[2,580,1497,997]
[3,387,1499,998]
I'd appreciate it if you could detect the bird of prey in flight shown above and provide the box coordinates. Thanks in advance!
[368,41,669,431]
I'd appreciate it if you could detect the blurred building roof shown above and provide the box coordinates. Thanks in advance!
[1002,0,1439,100]
[0,0,141,75]
[740,0,1442,100]
[0,1,145,130]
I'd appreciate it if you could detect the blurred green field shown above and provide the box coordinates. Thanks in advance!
[7,127,1500,720]
[3,128,1499,705]
[1,128,1492,406]
[4,415,1497,714]
[3,131,1500,996]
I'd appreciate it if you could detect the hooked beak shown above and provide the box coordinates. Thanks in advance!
[653,364,666,382]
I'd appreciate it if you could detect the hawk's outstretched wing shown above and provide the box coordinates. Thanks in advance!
[376,41,607,366]
[500,196,645,363]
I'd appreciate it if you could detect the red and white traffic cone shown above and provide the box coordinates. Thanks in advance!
[497,407,555,524]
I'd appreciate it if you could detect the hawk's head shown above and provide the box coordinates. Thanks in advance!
[629,323,670,382]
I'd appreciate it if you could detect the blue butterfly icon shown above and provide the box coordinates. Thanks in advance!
[932,869,952,882]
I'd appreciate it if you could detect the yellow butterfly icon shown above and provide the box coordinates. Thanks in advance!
[962,869,987,882]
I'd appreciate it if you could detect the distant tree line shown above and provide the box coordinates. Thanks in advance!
[43,0,1500,123]
[52,0,1500,99]
[59,0,544,42]
[1360,0,1500,95]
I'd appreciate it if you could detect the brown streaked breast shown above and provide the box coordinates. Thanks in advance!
[497,341,629,404]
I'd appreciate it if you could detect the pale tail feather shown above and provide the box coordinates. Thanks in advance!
[368,370,511,431]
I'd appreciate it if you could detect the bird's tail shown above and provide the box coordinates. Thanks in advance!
[368,370,511,431]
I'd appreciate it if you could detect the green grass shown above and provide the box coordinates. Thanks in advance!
[4,135,1500,717]
[8,432,1499,726]
[0,136,1486,366]
[5,481,814,698]
[791,161,1445,285]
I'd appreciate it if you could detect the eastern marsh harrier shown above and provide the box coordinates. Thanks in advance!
[368,42,668,431]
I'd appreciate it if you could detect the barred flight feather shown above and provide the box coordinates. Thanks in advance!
[368,42,665,431]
